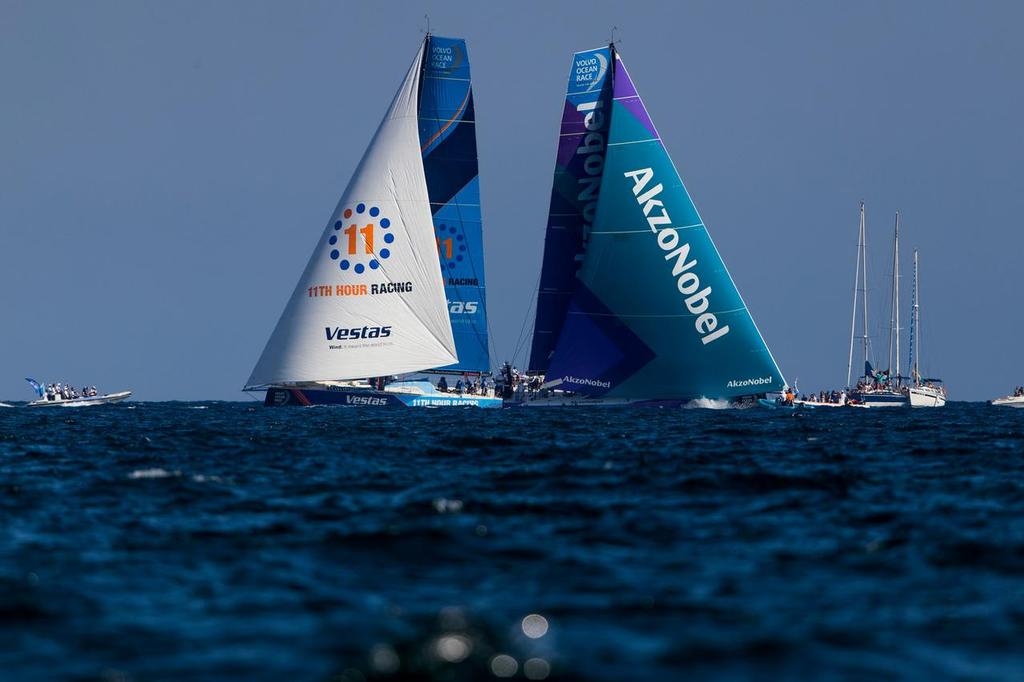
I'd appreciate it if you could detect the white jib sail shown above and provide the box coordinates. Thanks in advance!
[246,42,458,388]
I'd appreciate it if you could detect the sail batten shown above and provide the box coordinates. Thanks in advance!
[245,41,457,389]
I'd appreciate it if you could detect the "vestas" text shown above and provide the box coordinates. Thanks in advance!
[623,167,730,346]
[325,326,392,341]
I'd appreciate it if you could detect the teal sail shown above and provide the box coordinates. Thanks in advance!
[418,35,490,374]
[539,47,786,399]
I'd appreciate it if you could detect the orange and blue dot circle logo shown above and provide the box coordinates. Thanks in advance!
[328,203,394,274]
[435,223,467,271]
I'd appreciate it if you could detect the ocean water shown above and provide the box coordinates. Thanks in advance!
[2,402,1024,681]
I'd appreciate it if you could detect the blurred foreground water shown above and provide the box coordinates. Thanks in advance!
[2,402,1024,681]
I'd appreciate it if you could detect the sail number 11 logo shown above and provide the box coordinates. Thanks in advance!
[327,203,396,275]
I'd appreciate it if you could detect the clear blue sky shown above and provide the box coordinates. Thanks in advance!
[2,1,1022,401]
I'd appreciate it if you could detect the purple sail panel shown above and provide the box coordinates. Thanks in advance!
[612,54,660,141]
[528,46,614,374]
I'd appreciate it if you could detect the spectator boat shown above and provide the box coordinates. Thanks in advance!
[904,250,946,407]
[22,379,131,407]
[26,391,131,407]
[845,209,945,407]
[844,207,909,407]
[991,393,1024,408]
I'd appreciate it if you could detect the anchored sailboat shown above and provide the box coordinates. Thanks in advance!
[848,208,908,407]
[846,208,946,407]
[906,249,947,407]
[245,35,499,407]
[518,44,786,406]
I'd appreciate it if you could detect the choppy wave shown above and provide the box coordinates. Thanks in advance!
[1,401,1022,681]
[685,397,734,410]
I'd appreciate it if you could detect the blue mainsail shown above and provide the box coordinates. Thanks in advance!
[528,47,615,374]
[536,47,786,399]
[418,35,490,374]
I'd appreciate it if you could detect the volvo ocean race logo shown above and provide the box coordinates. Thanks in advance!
[327,203,396,275]
[574,51,608,92]
[623,167,730,346]
[429,42,463,75]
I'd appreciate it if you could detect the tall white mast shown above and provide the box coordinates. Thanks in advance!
[894,212,901,384]
[912,249,920,384]
[887,211,901,383]
[846,204,862,387]
[846,202,867,388]
[861,206,869,378]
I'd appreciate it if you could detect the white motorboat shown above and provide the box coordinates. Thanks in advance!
[0,402,13,408]
[27,391,132,408]
[991,394,1024,408]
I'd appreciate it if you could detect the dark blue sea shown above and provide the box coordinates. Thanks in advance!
[2,402,1024,681]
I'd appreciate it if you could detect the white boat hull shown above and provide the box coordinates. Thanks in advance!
[991,395,1024,408]
[263,382,501,408]
[907,386,946,408]
[909,385,946,405]
[848,390,908,408]
[27,391,132,408]
[793,400,845,408]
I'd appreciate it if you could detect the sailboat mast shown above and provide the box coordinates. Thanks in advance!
[861,206,869,378]
[887,211,900,381]
[894,212,901,383]
[911,249,919,384]
[847,202,865,388]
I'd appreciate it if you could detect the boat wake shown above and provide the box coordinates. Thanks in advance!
[686,397,734,410]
